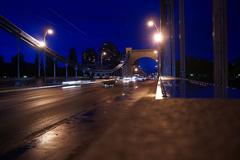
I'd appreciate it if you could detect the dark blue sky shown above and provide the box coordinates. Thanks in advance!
[0,0,239,64]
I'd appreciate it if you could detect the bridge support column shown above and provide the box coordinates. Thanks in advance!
[65,63,68,80]
[160,0,167,76]
[123,62,131,77]
[179,0,186,79]
[169,0,176,77]
[213,0,228,97]
[163,0,176,77]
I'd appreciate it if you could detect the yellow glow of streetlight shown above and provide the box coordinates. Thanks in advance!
[103,52,107,56]
[47,29,54,35]
[39,41,46,48]
[153,32,164,43]
[134,68,139,72]
[148,20,154,27]
[154,50,158,54]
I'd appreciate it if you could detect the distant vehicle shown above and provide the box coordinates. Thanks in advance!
[118,76,147,83]
[102,80,116,88]
[136,76,146,82]
[102,75,110,79]
[123,77,132,83]
[132,76,147,82]
[116,77,122,81]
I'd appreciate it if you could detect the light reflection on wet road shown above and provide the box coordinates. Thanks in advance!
[1,78,240,159]
[0,81,156,159]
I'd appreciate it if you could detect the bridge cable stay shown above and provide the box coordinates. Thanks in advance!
[0,16,77,67]
[0,16,129,77]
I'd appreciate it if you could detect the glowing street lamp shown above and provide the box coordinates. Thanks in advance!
[37,29,53,48]
[153,32,164,43]
[43,28,54,82]
[134,68,139,72]
[147,20,159,31]
[44,28,54,45]
[39,41,46,48]
[148,20,154,27]
[146,20,164,78]
[47,29,54,35]
[101,52,107,69]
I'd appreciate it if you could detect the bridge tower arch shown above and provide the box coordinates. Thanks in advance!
[123,48,158,76]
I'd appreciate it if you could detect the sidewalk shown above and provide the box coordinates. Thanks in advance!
[80,98,240,160]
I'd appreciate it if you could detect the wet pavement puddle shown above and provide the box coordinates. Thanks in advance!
[0,109,101,160]
[0,82,149,160]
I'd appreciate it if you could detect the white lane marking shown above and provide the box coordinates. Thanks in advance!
[62,85,80,89]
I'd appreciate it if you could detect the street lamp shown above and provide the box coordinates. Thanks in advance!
[134,68,139,72]
[44,29,54,42]
[39,41,46,48]
[47,29,54,35]
[147,20,164,43]
[101,52,107,69]
[153,32,164,43]
[147,20,164,78]
[147,20,159,32]
[43,28,54,82]
[148,20,154,27]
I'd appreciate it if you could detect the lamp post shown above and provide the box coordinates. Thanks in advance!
[101,52,107,69]
[148,20,160,32]
[43,29,54,82]
[147,20,164,78]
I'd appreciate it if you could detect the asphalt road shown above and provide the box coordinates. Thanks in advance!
[0,81,157,158]
[1,79,240,160]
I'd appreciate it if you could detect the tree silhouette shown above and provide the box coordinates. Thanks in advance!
[0,56,3,77]
[185,56,213,83]
[82,48,96,65]
[68,48,78,64]
[46,55,54,77]
[100,42,121,68]
[68,48,78,76]
[11,53,25,77]
[34,54,41,77]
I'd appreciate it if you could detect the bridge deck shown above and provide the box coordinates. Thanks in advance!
[81,98,240,160]
[0,79,239,160]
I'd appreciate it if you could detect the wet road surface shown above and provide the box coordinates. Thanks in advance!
[1,78,240,160]
[0,81,156,159]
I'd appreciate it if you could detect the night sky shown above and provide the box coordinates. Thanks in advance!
[0,0,240,66]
